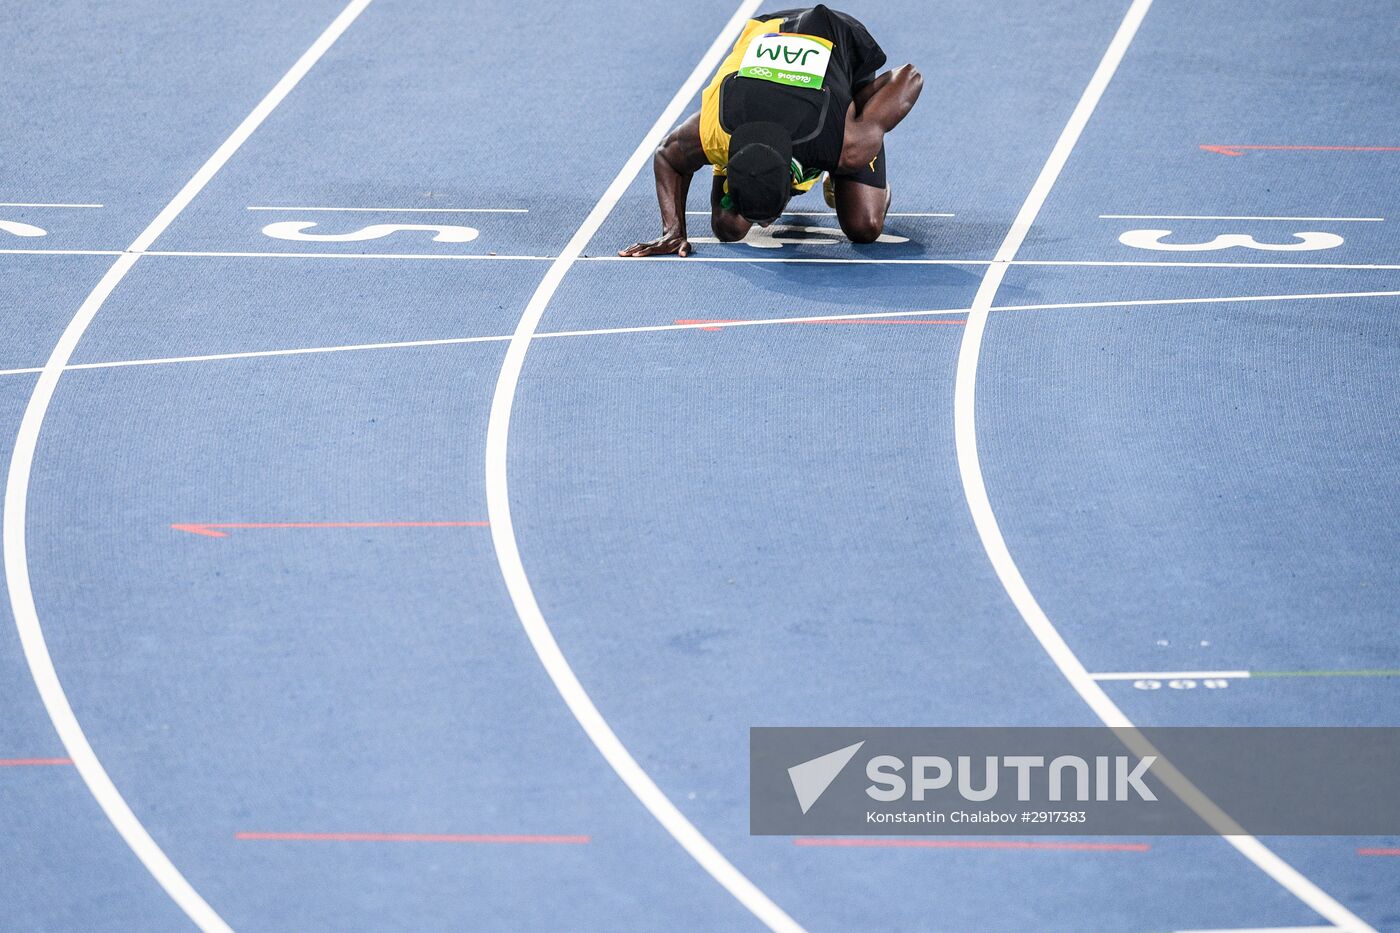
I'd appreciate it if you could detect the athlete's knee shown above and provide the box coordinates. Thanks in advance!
[711,213,750,242]
[841,210,885,244]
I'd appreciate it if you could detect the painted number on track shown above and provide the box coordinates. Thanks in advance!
[0,220,47,237]
[261,221,481,243]
[691,223,909,250]
[1133,679,1232,690]
[1119,229,1344,251]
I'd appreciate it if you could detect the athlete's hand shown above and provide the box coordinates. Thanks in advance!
[618,233,693,257]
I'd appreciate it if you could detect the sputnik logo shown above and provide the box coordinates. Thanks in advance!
[787,741,864,814]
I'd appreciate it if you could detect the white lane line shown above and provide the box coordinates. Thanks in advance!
[683,210,956,217]
[1172,928,1342,933]
[483,2,799,931]
[1099,214,1383,222]
[0,202,104,208]
[1,2,373,931]
[582,256,1400,269]
[9,247,1400,270]
[950,1,1375,931]
[1,286,1394,380]
[794,211,956,217]
[0,249,126,256]
[145,250,553,260]
[1010,259,1400,269]
[1091,671,1251,681]
[0,337,512,377]
[590,256,975,266]
[0,248,556,259]
[246,205,527,213]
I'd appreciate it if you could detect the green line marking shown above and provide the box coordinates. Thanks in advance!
[1252,669,1400,679]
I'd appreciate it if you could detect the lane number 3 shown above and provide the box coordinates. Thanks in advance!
[1119,229,1344,251]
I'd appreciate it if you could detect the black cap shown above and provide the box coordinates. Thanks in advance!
[727,122,793,222]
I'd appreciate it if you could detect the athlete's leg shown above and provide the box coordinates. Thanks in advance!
[833,144,889,243]
[710,174,752,242]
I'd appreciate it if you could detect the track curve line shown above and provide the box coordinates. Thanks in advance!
[481,2,802,931]
[950,1,1373,930]
[1,3,373,929]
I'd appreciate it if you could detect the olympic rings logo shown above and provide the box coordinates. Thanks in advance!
[749,67,774,77]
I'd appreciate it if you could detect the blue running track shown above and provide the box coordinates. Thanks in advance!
[1,0,1397,930]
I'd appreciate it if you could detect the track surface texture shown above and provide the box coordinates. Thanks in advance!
[1,1,1397,931]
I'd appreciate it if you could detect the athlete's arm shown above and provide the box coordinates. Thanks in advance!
[852,70,894,110]
[837,64,923,174]
[620,112,711,257]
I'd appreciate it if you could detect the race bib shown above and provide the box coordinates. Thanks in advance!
[737,32,833,90]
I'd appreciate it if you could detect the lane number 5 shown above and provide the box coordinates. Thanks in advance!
[262,221,480,243]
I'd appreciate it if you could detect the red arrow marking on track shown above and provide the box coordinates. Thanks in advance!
[1358,847,1400,856]
[171,521,488,538]
[794,838,1150,852]
[675,318,965,331]
[1201,144,1400,157]
[0,758,73,767]
[236,832,589,844]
